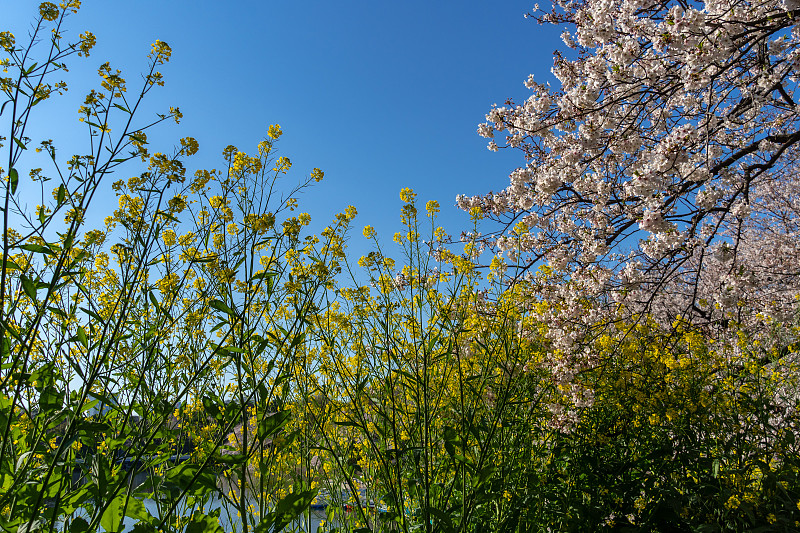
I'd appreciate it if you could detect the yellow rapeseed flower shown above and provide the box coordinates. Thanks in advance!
[162,229,176,246]
[400,187,416,203]
[0,32,15,52]
[39,2,59,21]
[78,31,95,56]
[180,136,199,156]
[150,40,172,64]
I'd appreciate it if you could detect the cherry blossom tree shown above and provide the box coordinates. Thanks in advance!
[462,0,800,359]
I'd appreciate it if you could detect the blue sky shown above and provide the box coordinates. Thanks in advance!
[5,1,561,261]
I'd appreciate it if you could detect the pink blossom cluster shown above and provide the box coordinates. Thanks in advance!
[467,0,800,415]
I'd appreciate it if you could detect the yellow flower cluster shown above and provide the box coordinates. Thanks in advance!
[162,229,176,246]
[156,272,180,295]
[274,156,291,173]
[180,136,199,156]
[78,31,95,56]
[98,62,126,94]
[149,152,185,182]
[39,2,59,21]
[168,194,187,213]
[150,39,171,64]
[0,31,14,52]
[231,151,262,176]
[400,187,416,203]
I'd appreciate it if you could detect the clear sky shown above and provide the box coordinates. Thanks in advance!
[4,1,561,262]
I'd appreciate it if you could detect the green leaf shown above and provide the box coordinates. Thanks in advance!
[59,486,91,515]
[184,510,224,533]
[31,362,55,390]
[213,452,248,465]
[261,489,318,533]
[8,168,18,195]
[290,332,306,351]
[40,385,63,414]
[474,464,496,488]
[208,299,235,317]
[16,450,34,472]
[87,390,117,411]
[124,496,154,523]
[253,522,271,533]
[76,326,88,348]
[258,410,290,441]
[209,320,228,334]
[80,306,105,325]
[77,420,110,436]
[12,137,26,151]
[251,270,276,281]
[100,493,125,533]
[202,396,223,422]
[19,243,54,255]
[443,425,457,459]
[148,291,160,310]
[56,184,65,205]
[66,359,85,384]
[426,331,442,355]
[254,337,271,358]
[46,306,68,319]
[273,372,291,388]
[163,464,217,498]
[20,274,37,300]
[455,453,475,471]
[74,401,99,417]
[67,517,90,533]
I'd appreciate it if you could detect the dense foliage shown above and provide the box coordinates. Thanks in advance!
[0,2,799,533]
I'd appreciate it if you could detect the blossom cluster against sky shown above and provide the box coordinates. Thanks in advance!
[5,1,560,255]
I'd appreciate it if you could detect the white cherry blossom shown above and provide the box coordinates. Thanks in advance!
[465,0,800,398]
